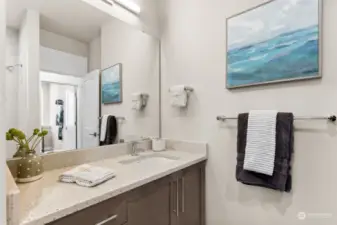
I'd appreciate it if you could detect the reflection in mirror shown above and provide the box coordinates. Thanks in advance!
[5,0,160,158]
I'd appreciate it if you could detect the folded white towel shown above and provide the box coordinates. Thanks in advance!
[100,115,109,142]
[132,93,144,110]
[59,164,116,187]
[170,85,187,107]
[244,110,277,176]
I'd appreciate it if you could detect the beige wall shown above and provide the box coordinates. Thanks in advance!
[89,36,101,71]
[5,28,19,158]
[40,29,89,58]
[0,0,6,222]
[160,0,337,224]
[18,10,41,137]
[101,18,160,140]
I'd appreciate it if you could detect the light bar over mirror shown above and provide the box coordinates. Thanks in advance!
[114,0,141,15]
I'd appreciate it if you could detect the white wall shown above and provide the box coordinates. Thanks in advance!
[0,0,6,222]
[89,36,101,71]
[40,30,89,76]
[40,71,83,86]
[160,0,337,224]
[41,82,51,126]
[18,10,40,138]
[40,46,88,77]
[5,28,19,158]
[40,29,89,58]
[101,18,159,140]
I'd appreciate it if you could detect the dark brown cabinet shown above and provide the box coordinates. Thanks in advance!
[127,176,171,225]
[170,163,205,225]
[47,162,205,225]
[178,165,203,225]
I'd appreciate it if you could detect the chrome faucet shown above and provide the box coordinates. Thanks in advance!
[130,138,151,156]
[131,141,140,156]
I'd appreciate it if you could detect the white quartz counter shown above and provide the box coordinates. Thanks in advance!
[18,147,207,225]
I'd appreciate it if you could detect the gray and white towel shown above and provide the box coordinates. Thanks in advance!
[244,110,277,176]
[100,115,109,142]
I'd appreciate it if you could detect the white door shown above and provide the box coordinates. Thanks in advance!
[63,86,77,150]
[80,70,100,148]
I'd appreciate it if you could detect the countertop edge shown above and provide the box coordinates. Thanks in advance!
[7,165,20,225]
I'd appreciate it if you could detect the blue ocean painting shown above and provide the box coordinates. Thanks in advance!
[102,82,121,103]
[101,64,122,104]
[227,0,320,88]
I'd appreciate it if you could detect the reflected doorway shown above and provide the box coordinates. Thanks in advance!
[40,81,78,152]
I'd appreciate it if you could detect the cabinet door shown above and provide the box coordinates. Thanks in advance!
[179,164,204,225]
[127,177,172,225]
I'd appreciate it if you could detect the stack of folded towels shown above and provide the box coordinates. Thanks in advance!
[236,110,294,192]
[59,164,116,187]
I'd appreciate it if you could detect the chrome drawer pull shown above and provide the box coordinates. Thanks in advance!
[176,179,179,217]
[96,214,118,225]
[171,182,177,215]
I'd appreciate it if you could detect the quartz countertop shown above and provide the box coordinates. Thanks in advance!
[18,148,207,225]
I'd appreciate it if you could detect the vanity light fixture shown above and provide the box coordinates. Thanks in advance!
[102,0,113,5]
[114,0,141,15]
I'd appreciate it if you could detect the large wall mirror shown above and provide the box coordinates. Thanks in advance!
[5,0,160,158]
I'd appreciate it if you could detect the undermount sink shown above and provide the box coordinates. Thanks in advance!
[119,154,180,165]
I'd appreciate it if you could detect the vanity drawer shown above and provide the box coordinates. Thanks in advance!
[48,195,127,225]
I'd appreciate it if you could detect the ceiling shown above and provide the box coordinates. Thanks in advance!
[6,0,113,42]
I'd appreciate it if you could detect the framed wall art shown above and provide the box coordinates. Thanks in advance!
[226,0,322,88]
[101,63,123,104]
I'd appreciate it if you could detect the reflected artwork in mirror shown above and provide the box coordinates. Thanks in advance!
[101,63,123,104]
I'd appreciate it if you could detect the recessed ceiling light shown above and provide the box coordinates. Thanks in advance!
[114,0,141,15]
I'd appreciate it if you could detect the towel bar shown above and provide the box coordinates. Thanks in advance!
[98,116,126,121]
[184,87,194,92]
[216,115,337,122]
[168,86,194,92]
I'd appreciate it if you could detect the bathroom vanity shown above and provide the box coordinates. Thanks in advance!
[48,162,205,225]
[6,140,207,225]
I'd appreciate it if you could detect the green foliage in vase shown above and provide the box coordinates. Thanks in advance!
[6,128,48,153]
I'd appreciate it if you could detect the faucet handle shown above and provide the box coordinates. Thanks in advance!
[140,136,151,141]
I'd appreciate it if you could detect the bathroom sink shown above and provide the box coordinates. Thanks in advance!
[119,154,179,165]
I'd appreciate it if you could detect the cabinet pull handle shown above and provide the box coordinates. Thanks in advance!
[95,214,118,225]
[171,181,178,216]
[182,177,185,213]
[176,179,179,217]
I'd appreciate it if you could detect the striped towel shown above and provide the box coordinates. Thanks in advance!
[244,110,277,176]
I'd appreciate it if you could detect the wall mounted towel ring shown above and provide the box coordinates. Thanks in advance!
[6,64,23,72]
[168,86,194,92]
[169,85,193,108]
